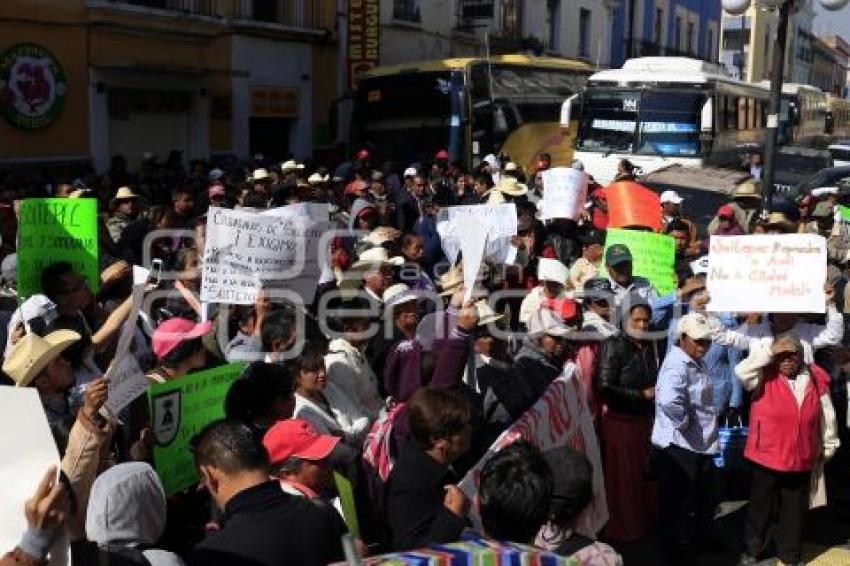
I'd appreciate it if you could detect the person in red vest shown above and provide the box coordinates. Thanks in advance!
[735,335,839,566]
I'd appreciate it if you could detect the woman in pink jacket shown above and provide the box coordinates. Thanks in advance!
[735,334,839,566]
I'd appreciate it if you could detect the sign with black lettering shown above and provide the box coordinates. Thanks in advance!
[18,198,99,300]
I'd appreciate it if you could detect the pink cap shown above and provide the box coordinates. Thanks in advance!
[152,318,213,359]
[208,184,226,198]
[263,419,340,464]
[435,149,449,160]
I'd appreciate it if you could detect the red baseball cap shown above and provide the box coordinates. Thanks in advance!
[718,204,734,218]
[152,318,213,359]
[263,419,340,464]
[435,149,449,160]
[356,149,370,161]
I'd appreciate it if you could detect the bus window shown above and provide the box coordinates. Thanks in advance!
[725,97,737,130]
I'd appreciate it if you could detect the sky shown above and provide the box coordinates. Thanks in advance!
[813,2,850,38]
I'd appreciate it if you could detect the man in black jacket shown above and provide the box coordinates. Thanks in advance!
[188,419,344,566]
[386,387,472,551]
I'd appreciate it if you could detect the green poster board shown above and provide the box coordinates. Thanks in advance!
[839,205,850,222]
[149,363,247,496]
[604,228,677,296]
[18,198,99,300]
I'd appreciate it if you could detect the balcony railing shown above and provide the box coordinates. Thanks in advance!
[107,0,219,16]
[628,40,715,64]
[234,0,334,31]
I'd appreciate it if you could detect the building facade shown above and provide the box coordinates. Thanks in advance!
[371,0,615,71]
[818,34,850,97]
[0,0,337,171]
[609,0,722,68]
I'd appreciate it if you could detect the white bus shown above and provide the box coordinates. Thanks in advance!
[563,57,769,184]
[759,82,827,145]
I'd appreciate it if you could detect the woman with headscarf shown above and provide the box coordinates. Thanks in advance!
[594,294,660,541]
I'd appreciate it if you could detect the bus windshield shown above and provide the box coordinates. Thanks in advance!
[578,90,705,157]
[635,91,704,157]
[351,71,463,165]
[577,91,639,153]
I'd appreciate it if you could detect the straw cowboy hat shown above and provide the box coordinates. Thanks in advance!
[249,168,272,182]
[732,180,761,200]
[109,186,140,208]
[764,211,797,232]
[350,246,404,271]
[281,160,305,173]
[474,299,504,326]
[383,283,418,310]
[3,330,81,387]
[495,177,528,197]
[437,265,464,297]
[308,173,330,185]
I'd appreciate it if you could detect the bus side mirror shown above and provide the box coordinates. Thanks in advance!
[561,94,579,127]
[701,98,713,133]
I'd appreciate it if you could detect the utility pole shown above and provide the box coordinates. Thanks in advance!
[761,0,792,217]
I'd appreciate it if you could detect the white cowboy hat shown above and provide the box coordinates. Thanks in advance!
[250,168,271,182]
[308,173,329,185]
[437,265,464,297]
[3,330,81,387]
[113,186,140,200]
[474,300,504,326]
[351,246,404,271]
[495,177,528,197]
[383,283,418,309]
[281,160,305,173]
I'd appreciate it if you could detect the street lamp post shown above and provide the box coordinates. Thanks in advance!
[722,0,849,217]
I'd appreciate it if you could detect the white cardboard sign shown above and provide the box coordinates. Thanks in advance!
[0,388,61,557]
[707,234,827,314]
[201,204,331,305]
[540,167,588,220]
[436,203,517,265]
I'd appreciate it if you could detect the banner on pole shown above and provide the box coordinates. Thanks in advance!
[149,363,247,496]
[18,198,99,300]
[707,234,826,313]
[604,228,676,295]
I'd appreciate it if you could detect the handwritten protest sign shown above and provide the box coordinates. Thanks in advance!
[604,228,676,295]
[201,204,331,305]
[149,363,247,495]
[606,182,663,232]
[437,203,517,265]
[459,364,608,539]
[707,234,827,313]
[105,284,147,415]
[541,167,588,220]
[0,388,61,558]
[18,198,99,300]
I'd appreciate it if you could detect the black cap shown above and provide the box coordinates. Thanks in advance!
[583,277,613,295]
[580,228,605,246]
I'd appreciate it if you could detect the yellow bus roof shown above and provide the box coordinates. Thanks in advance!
[361,55,594,78]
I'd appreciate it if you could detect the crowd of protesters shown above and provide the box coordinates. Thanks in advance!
[0,147,848,566]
